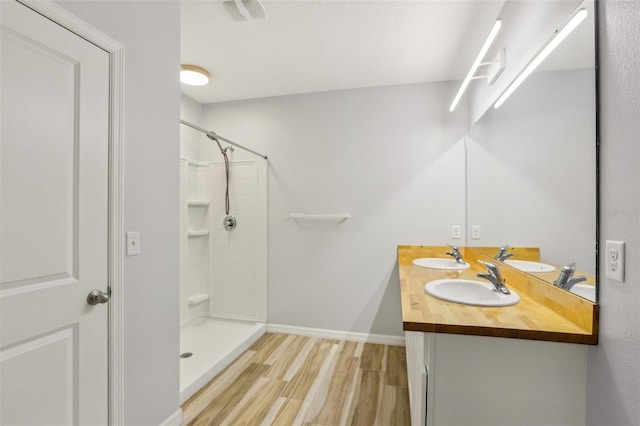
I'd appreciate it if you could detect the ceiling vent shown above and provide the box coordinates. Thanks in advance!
[222,0,268,22]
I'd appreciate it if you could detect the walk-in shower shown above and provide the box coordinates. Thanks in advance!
[179,120,268,403]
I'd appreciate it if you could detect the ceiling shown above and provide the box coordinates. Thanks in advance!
[180,0,506,104]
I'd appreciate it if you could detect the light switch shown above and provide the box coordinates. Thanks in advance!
[126,231,141,256]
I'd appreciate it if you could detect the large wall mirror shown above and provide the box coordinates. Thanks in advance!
[465,0,597,302]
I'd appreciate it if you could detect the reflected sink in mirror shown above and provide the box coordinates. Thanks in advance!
[504,259,556,273]
[570,284,596,302]
[413,258,471,271]
[424,279,520,307]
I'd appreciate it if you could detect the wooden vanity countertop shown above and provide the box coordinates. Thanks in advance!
[399,245,598,345]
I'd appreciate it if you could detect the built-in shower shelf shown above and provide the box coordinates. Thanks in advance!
[188,200,210,207]
[187,293,210,306]
[188,230,210,238]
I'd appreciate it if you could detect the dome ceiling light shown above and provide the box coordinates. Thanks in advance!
[180,64,210,86]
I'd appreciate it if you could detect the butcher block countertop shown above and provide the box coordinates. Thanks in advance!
[399,245,598,345]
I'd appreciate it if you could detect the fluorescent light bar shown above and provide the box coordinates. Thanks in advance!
[494,8,587,109]
[449,19,502,112]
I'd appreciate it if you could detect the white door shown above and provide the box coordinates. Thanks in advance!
[0,1,110,424]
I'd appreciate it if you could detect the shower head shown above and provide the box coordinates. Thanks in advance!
[206,133,225,154]
[207,133,234,156]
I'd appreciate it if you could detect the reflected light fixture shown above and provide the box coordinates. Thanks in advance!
[180,64,210,86]
[494,8,587,109]
[449,19,502,112]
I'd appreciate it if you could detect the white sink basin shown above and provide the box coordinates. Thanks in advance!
[504,259,556,273]
[570,284,596,302]
[424,279,520,307]
[413,258,470,271]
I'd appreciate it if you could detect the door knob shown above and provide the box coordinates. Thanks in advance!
[87,289,110,305]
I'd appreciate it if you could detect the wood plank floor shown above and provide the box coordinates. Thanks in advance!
[181,333,410,426]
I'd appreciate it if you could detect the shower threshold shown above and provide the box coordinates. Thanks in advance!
[179,316,266,404]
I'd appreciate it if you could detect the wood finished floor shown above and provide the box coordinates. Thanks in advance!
[181,333,410,426]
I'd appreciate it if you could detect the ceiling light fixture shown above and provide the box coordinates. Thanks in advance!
[180,64,210,86]
[449,19,502,112]
[494,8,587,109]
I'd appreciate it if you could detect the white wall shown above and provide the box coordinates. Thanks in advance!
[181,94,204,160]
[587,2,640,424]
[467,68,596,273]
[55,2,181,424]
[202,82,467,337]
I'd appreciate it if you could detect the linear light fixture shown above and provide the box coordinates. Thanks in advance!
[449,19,502,112]
[494,8,588,109]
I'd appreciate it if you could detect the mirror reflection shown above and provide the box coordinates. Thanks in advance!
[465,0,597,301]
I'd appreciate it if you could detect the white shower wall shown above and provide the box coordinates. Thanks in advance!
[180,94,268,324]
[210,160,268,322]
[179,155,267,325]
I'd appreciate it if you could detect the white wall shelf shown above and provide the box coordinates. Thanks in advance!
[188,200,209,207]
[290,213,351,221]
[187,230,210,238]
[187,293,210,306]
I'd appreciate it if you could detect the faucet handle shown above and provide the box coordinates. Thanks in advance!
[445,245,464,264]
[495,245,513,261]
[478,260,499,274]
[476,261,510,295]
[568,276,587,285]
[478,260,506,284]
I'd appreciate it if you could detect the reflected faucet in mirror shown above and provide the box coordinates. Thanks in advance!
[554,262,587,290]
[495,245,514,262]
[477,260,511,295]
[446,245,465,264]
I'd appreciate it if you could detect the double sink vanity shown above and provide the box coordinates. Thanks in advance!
[399,245,597,426]
[398,0,598,424]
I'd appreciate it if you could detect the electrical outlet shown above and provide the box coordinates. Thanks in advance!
[126,231,141,256]
[606,240,624,282]
[471,226,481,240]
[609,248,618,260]
[451,225,461,239]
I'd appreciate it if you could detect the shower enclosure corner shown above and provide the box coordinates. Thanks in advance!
[178,123,268,404]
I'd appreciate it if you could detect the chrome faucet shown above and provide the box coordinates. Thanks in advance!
[446,245,465,264]
[477,260,511,295]
[495,245,514,262]
[554,263,587,290]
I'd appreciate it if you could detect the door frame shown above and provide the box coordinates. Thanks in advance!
[15,0,126,423]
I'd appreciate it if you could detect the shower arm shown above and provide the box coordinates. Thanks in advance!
[180,119,268,160]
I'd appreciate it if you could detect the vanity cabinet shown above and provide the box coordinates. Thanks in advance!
[405,331,587,426]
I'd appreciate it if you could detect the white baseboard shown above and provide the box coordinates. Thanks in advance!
[159,408,183,426]
[267,324,405,346]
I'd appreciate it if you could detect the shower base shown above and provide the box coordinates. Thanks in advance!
[179,316,266,404]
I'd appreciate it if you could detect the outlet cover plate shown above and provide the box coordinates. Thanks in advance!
[605,240,624,282]
[126,231,141,256]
